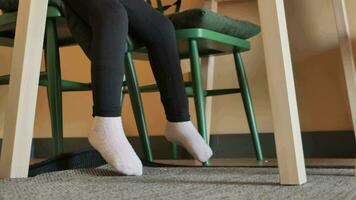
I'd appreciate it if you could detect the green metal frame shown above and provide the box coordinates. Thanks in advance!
[0,6,153,161]
[137,0,264,162]
[124,52,153,161]
[189,39,209,166]
[233,49,263,160]
[45,18,64,155]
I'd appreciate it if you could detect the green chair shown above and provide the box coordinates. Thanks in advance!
[0,3,153,161]
[130,0,264,161]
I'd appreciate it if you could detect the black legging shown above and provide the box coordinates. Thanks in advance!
[63,0,190,122]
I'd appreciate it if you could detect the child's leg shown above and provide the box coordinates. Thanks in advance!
[119,0,212,162]
[64,0,142,175]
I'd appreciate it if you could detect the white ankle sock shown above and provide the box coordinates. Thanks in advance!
[164,121,213,162]
[88,116,143,176]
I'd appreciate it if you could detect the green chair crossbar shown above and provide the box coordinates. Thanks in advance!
[133,0,264,161]
[0,5,153,161]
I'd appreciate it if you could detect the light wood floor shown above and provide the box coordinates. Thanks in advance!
[30,158,355,167]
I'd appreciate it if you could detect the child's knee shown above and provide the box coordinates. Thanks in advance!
[93,0,128,26]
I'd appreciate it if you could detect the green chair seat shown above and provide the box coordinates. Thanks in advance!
[0,16,76,47]
[0,2,145,53]
[133,28,251,60]
[0,0,65,12]
[168,8,261,39]
[132,8,259,60]
[0,14,144,53]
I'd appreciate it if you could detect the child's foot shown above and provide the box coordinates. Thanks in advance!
[164,121,213,162]
[88,116,143,176]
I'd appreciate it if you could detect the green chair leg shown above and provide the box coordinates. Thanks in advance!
[45,18,64,156]
[120,77,126,108]
[233,49,263,161]
[171,143,179,159]
[189,39,209,166]
[124,52,153,162]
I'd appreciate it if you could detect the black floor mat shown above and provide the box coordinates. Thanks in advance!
[28,149,177,177]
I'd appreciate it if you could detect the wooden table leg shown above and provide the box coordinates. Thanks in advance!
[332,0,356,176]
[257,0,307,185]
[0,0,49,178]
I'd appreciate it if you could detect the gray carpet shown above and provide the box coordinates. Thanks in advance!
[0,165,355,200]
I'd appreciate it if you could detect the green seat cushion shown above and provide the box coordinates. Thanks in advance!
[168,8,260,39]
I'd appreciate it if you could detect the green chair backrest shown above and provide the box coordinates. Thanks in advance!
[146,0,182,14]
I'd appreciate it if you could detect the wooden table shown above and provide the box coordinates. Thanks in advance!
[204,0,356,185]
[0,0,355,186]
[257,0,356,183]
